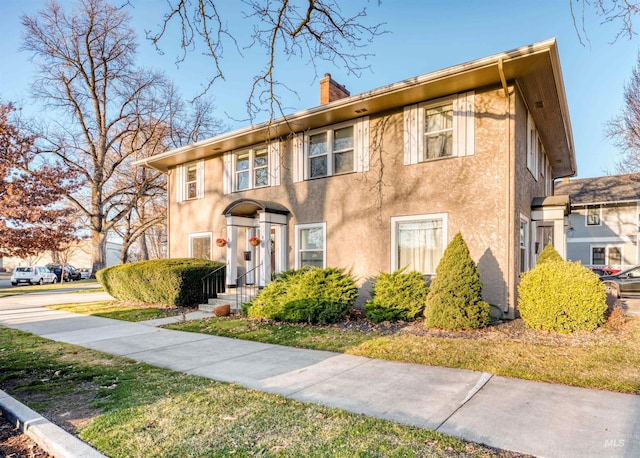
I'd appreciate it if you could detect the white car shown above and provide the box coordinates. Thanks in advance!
[10,266,58,286]
[79,267,93,279]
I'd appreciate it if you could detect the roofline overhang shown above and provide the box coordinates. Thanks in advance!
[136,38,576,177]
[570,199,640,207]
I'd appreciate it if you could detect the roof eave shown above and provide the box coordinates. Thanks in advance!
[136,38,575,175]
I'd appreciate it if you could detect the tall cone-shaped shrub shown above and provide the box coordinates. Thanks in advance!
[536,243,563,264]
[424,232,490,330]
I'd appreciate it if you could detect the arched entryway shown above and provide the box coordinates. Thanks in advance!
[222,199,289,287]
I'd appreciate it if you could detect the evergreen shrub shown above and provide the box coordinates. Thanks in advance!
[518,260,607,333]
[365,269,429,323]
[536,243,563,264]
[96,258,224,307]
[424,233,490,330]
[245,267,358,324]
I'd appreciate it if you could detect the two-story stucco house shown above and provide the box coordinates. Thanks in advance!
[555,174,640,270]
[136,39,577,319]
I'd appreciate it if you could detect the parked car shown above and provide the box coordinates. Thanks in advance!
[79,267,93,279]
[10,266,58,286]
[590,267,621,277]
[600,266,640,298]
[46,263,82,282]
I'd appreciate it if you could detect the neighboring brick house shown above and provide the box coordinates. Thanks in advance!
[555,174,640,270]
[136,39,576,318]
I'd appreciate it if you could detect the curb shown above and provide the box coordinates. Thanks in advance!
[0,389,106,458]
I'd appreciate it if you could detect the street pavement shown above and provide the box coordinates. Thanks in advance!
[0,291,639,457]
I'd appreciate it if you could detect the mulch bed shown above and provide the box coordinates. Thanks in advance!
[0,415,51,458]
[322,304,630,348]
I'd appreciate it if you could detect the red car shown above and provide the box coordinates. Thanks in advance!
[591,267,621,276]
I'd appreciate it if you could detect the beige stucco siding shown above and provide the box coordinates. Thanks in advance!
[168,86,527,312]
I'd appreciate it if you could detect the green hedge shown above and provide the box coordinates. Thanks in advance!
[518,260,607,333]
[96,258,225,307]
[245,267,358,324]
[365,269,429,323]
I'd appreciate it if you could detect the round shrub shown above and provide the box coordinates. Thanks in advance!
[424,232,490,330]
[365,269,429,323]
[518,260,607,333]
[245,267,358,324]
[536,243,563,264]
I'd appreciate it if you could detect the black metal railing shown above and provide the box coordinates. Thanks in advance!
[201,264,227,303]
[236,263,263,308]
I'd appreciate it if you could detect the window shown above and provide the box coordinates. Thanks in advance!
[527,112,538,178]
[292,118,369,183]
[223,142,280,194]
[545,159,553,196]
[520,216,530,273]
[176,160,204,201]
[586,205,601,226]
[404,92,474,165]
[189,233,212,259]
[308,125,354,178]
[424,103,453,160]
[592,246,623,266]
[186,163,198,199]
[391,214,447,275]
[592,247,605,265]
[295,223,326,269]
[235,147,269,191]
[538,137,546,181]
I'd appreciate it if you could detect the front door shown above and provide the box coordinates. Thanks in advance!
[536,224,554,258]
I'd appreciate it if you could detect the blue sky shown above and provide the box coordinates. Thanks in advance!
[1,0,639,178]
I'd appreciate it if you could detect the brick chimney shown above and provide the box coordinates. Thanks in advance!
[320,73,350,104]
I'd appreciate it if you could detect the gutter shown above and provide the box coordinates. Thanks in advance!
[134,39,564,171]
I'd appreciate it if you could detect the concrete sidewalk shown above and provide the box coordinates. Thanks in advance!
[1,292,639,458]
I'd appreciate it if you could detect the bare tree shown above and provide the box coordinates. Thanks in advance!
[606,51,640,173]
[22,0,218,272]
[571,0,640,44]
[148,0,384,121]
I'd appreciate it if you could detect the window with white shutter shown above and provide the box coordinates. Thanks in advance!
[403,92,475,165]
[223,141,281,193]
[176,160,204,202]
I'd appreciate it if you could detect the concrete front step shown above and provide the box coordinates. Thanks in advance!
[199,297,241,313]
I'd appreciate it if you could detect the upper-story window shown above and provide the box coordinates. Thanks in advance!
[292,117,369,183]
[527,112,544,180]
[223,142,280,194]
[586,205,601,226]
[176,160,204,202]
[235,147,269,191]
[309,126,354,177]
[424,103,453,160]
[404,92,475,165]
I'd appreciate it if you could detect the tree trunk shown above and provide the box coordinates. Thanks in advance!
[91,229,108,273]
[140,231,150,260]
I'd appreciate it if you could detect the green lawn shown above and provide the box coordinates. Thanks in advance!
[0,279,103,297]
[47,301,181,322]
[0,326,499,457]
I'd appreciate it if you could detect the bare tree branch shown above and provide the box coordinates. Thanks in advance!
[570,0,639,44]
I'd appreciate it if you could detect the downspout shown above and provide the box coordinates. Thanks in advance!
[498,58,509,98]
[499,59,514,317]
